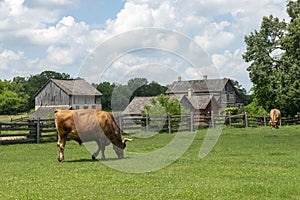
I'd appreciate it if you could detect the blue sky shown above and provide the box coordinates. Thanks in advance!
[0,0,290,91]
[65,0,125,24]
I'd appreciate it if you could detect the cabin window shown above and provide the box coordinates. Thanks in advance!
[83,106,89,109]
[76,106,80,109]
[92,105,96,109]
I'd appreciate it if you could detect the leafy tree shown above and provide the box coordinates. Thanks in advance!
[142,94,183,116]
[10,76,30,113]
[142,94,185,132]
[97,78,168,111]
[0,80,26,114]
[111,84,132,111]
[127,78,148,91]
[239,100,268,116]
[131,81,167,100]
[243,0,300,116]
[96,82,115,111]
[280,0,300,115]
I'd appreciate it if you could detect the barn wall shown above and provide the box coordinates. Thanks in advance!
[35,81,69,109]
[71,95,101,110]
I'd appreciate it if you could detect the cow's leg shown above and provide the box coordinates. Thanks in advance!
[92,140,106,160]
[57,135,67,162]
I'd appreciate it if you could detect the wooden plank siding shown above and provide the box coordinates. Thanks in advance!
[35,81,69,109]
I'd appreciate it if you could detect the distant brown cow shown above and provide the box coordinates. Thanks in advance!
[270,109,281,129]
[54,109,131,162]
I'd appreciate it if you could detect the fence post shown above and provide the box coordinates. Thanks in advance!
[168,115,171,134]
[263,114,266,126]
[118,115,123,131]
[245,112,248,127]
[190,112,194,131]
[210,111,215,128]
[36,118,41,143]
[228,113,231,126]
[146,114,149,132]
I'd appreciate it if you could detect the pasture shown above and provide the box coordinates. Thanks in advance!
[0,126,299,199]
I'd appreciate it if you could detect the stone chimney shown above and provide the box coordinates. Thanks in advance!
[188,88,193,98]
[177,76,181,82]
[203,75,208,80]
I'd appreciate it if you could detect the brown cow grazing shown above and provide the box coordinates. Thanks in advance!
[270,109,281,129]
[54,109,131,162]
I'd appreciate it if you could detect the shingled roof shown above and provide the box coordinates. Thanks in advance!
[35,78,102,97]
[166,78,230,94]
[122,96,157,115]
[51,79,102,96]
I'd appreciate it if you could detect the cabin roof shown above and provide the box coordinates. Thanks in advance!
[166,78,230,94]
[122,96,157,115]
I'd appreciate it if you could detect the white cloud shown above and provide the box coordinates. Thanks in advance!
[0,0,289,91]
[212,48,252,90]
[0,48,40,79]
[46,46,74,65]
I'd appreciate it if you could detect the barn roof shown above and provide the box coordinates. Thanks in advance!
[35,78,102,97]
[51,79,102,96]
[122,96,157,115]
[166,78,230,94]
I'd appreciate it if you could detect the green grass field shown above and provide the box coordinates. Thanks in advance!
[0,126,299,199]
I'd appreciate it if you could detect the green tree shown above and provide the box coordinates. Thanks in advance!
[0,80,26,114]
[280,0,300,115]
[96,82,115,111]
[243,0,300,116]
[132,81,167,100]
[10,76,30,113]
[111,84,132,111]
[98,78,168,111]
[243,15,286,112]
[142,94,183,116]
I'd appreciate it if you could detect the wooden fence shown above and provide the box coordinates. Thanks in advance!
[0,119,57,144]
[117,112,300,134]
[0,112,299,144]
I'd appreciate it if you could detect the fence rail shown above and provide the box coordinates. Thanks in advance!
[1,112,300,144]
[0,118,57,144]
[117,112,300,134]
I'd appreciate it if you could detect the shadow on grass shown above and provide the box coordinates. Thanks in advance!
[66,157,130,163]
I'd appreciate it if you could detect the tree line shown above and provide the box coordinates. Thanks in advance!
[0,71,167,114]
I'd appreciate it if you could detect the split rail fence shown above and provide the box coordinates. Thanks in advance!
[117,112,300,134]
[0,119,57,144]
[0,112,299,144]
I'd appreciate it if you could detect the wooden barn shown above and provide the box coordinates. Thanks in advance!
[30,78,102,119]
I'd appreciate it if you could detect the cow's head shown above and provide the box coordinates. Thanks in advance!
[270,120,278,129]
[113,138,132,159]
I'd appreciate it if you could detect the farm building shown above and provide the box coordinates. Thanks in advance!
[123,94,219,116]
[30,78,102,119]
[166,76,244,108]
[123,76,244,116]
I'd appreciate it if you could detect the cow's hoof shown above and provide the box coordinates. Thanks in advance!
[58,158,65,163]
[92,155,96,160]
